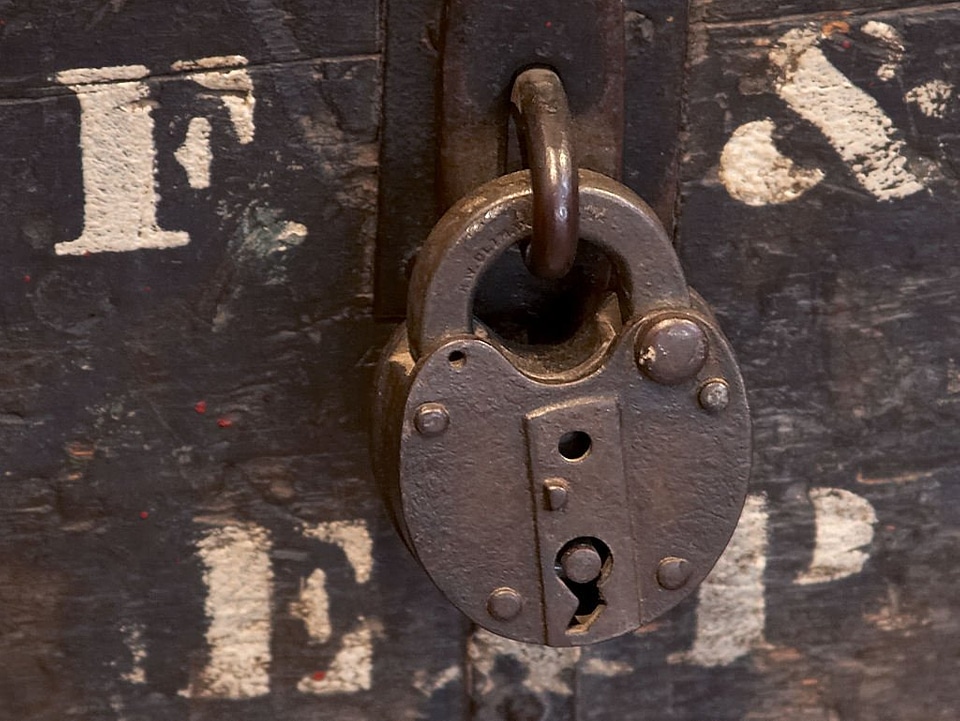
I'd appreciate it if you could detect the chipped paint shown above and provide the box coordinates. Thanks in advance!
[171,55,250,72]
[770,27,925,201]
[671,494,769,667]
[56,65,149,85]
[302,520,373,584]
[175,117,213,189]
[120,622,147,684]
[184,60,256,145]
[468,628,580,696]
[55,67,190,255]
[290,568,332,644]
[905,80,954,119]
[720,118,824,205]
[796,488,877,585]
[860,21,904,81]
[297,617,378,695]
[187,524,273,699]
[580,657,633,677]
[414,664,461,696]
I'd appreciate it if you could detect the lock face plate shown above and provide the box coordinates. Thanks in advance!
[372,170,752,647]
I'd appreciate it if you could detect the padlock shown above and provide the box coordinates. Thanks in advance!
[372,169,751,647]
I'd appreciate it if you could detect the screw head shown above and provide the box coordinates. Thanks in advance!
[543,478,569,511]
[657,557,692,590]
[560,544,604,584]
[487,587,523,621]
[699,379,730,414]
[414,402,450,436]
[637,317,708,385]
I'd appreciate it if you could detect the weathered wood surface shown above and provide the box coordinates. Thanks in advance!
[0,2,957,720]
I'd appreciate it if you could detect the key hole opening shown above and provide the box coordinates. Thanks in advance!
[555,537,612,634]
[558,431,591,461]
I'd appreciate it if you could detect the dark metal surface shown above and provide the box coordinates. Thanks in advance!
[438,0,624,211]
[375,0,690,319]
[510,68,579,280]
[407,169,688,360]
[372,170,752,646]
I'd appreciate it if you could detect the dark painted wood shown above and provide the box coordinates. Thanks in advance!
[0,1,958,721]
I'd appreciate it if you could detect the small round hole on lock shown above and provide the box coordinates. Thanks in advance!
[558,431,591,461]
[448,350,466,368]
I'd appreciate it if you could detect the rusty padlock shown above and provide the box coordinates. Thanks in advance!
[372,169,751,646]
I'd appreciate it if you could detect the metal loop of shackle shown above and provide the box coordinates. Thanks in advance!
[510,68,579,280]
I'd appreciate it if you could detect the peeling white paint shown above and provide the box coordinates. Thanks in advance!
[861,21,904,81]
[57,65,150,85]
[55,67,190,255]
[468,628,580,696]
[302,520,373,584]
[120,622,147,684]
[905,80,954,119]
[297,617,377,695]
[770,27,925,201]
[796,488,877,585]
[171,55,249,73]
[276,221,308,250]
[54,56,256,255]
[720,118,824,205]
[187,524,273,699]
[175,117,213,189]
[184,59,256,145]
[414,664,461,696]
[290,568,332,644]
[671,494,769,668]
[580,657,633,677]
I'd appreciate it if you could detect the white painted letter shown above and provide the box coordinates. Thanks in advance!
[795,487,877,585]
[188,523,273,699]
[55,66,190,256]
[720,119,824,206]
[671,494,769,667]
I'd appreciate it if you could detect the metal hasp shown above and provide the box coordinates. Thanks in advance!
[439,0,625,210]
[375,0,691,318]
[372,171,753,646]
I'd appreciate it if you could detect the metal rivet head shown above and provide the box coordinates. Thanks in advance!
[414,402,450,436]
[487,587,523,621]
[657,557,692,590]
[543,478,569,511]
[698,379,730,414]
[637,317,708,385]
[560,544,604,584]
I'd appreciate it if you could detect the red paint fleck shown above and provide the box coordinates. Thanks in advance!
[22,274,31,283]
[217,417,233,428]
[841,39,852,49]
[139,511,150,520]
[194,400,207,414]
[545,20,552,28]
[142,285,152,293]
[311,671,327,682]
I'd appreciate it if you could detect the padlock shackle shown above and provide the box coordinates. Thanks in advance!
[407,170,690,360]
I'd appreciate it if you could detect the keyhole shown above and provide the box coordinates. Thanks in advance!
[556,537,611,633]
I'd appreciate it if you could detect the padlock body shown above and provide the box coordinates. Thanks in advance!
[372,304,751,646]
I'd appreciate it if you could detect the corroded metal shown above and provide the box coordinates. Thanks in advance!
[511,68,579,279]
[372,170,752,647]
